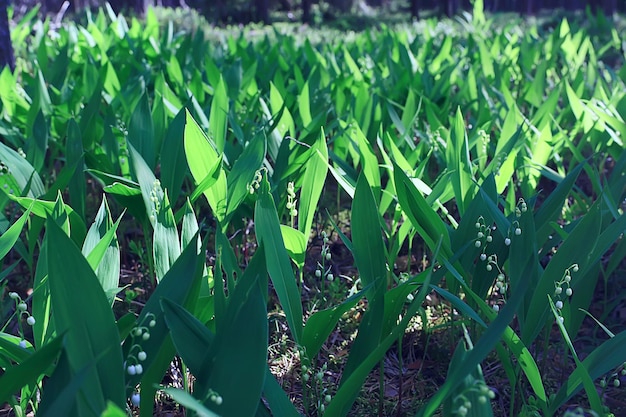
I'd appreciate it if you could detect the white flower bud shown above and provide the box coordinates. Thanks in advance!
[127,365,137,375]
[26,316,36,326]
[327,273,334,281]
[19,340,27,348]
[149,320,156,327]
[315,270,322,278]
[480,253,487,261]
[475,240,481,248]
[486,265,493,271]
[214,396,223,405]
[565,288,573,297]
[325,394,331,403]
[131,392,140,406]
[135,364,143,374]
[493,305,500,312]
[138,351,147,361]
[555,301,563,309]
[18,302,27,311]
[515,228,522,236]
[9,292,19,299]
[486,235,492,242]
[475,222,481,229]
[325,252,331,261]
[572,265,579,273]
[504,238,511,246]
[477,232,484,238]
[142,332,150,341]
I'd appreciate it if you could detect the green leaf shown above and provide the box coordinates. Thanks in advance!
[124,232,206,393]
[225,133,266,221]
[209,76,229,154]
[298,128,329,241]
[394,165,452,259]
[199,246,268,416]
[128,92,156,169]
[162,298,214,375]
[302,287,367,358]
[0,141,45,198]
[82,196,122,305]
[162,387,221,417]
[341,175,386,384]
[184,109,227,223]
[446,107,473,214]
[160,108,188,204]
[153,190,181,281]
[46,219,125,415]
[280,225,306,270]
[0,206,31,260]
[262,367,303,417]
[255,176,303,344]
[66,118,86,221]
[0,334,64,403]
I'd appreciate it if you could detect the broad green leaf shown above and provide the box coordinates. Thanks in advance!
[280,225,306,269]
[0,206,31,260]
[0,141,45,198]
[199,246,268,416]
[0,334,63,403]
[394,165,451,259]
[225,133,266,221]
[522,200,602,344]
[262,367,303,417]
[302,287,366,358]
[446,107,473,214]
[128,92,156,169]
[160,108,187,204]
[325,264,432,417]
[82,197,122,305]
[153,191,181,282]
[255,176,303,344]
[341,175,386,383]
[46,220,125,415]
[184,109,227,223]
[298,128,328,241]
[162,298,214,375]
[209,76,228,153]
[66,119,86,221]
[123,232,206,395]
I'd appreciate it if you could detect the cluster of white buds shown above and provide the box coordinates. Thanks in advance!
[452,379,495,416]
[125,313,156,377]
[600,362,626,390]
[286,182,298,217]
[474,216,494,249]
[553,264,579,323]
[247,170,263,194]
[207,389,223,406]
[515,198,528,218]
[8,292,35,347]
[481,254,508,310]
[315,232,335,289]
[148,179,163,223]
[478,129,489,155]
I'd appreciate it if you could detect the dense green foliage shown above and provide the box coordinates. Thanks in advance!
[1,4,625,417]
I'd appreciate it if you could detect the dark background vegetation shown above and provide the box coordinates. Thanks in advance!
[0,0,624,91]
